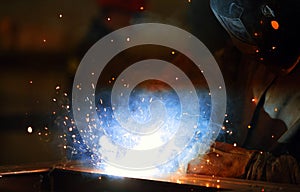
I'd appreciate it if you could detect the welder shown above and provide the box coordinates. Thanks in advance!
[188,0,300,184]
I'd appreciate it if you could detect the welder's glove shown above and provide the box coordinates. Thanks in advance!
[187,142,300,184]
[187,142,255,178]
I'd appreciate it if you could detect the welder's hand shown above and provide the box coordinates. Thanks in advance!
[187,142,256,178]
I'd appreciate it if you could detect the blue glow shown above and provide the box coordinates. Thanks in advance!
[65,83,214,178]
[90,81,212,177]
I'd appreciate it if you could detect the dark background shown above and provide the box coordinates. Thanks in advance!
[0,0,227,165]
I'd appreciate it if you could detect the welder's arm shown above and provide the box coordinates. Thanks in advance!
[187,142,300,184]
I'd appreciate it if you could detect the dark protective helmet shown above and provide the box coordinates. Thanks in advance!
[210,0,300,74]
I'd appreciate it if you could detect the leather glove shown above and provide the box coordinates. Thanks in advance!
[187,142,300,184]
[187,142,256,178]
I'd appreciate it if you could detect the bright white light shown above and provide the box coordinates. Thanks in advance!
[27,126,33,133]
[72,23,226,178]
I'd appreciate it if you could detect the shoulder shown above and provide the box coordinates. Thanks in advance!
[264,65,300,142]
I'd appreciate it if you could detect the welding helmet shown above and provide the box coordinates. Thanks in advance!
[210,0,300,74]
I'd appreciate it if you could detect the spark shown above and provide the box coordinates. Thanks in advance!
[271,20,279,30]
[27,126,33,133]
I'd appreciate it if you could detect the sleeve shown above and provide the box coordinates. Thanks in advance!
[245,152,300,184]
